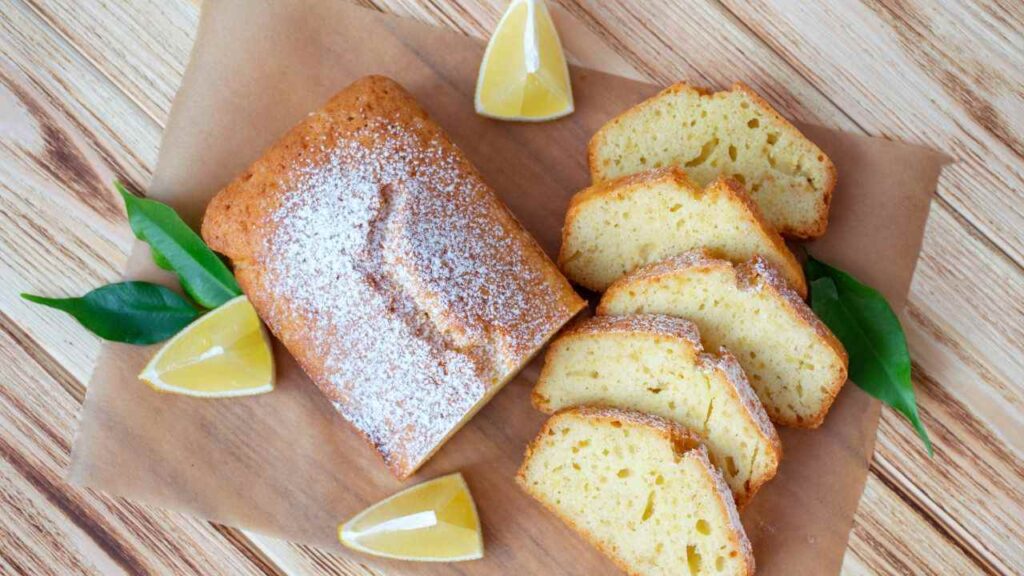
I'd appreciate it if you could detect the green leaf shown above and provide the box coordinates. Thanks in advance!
[806,257,932,455]
[22,282,199,345]
[117,182,240,308]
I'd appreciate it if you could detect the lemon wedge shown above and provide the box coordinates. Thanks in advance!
[475,0,573,121]
[139,295,274,397]
[339,473,483,562]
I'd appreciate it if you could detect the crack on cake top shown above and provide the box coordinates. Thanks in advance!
[260,119,566,474]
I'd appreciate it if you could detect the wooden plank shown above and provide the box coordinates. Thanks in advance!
[242,536,378,576]
[716,0,1024,270]
[1,2,160,197]
[842,474,984,575]
[2,0,1020,574]
[0,2,288,574]
[21,0,199,127]
[0,0,146,385]
[0,321,276,575]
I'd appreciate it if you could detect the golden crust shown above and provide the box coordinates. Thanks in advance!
[714,174,808,296]
[516,407,755,575]
[730,81,837,238]
[559,166,807,296]
[202,75,584,478]
[587,80,836,239]
[599,249,848,428]
[710,346,782,503]
[549,312,704,349]
[736,256,848,428]
[531,314,782,506]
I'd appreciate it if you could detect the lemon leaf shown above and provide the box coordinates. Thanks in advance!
[117,182,241,309]
[806,257,932,455]
[22,281,199,345]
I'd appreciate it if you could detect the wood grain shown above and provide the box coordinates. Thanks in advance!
[0,317,278,575]
[844,474,984,575]
[0,0,1020,575]
[720,0,1024,266]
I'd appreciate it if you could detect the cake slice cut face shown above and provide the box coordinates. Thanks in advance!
[201,75,585,478]
[599,250,847,428]
[517,407,754,576]
[588,81,836,238]
[533,314,780,506]
[558,167,805,295]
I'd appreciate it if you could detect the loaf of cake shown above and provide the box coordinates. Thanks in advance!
[201,76,585,478]
[532,314,780,506]
[518,407,754,576]
[558,167,806,295]
[599,250,847,428]
[588,82,836,238]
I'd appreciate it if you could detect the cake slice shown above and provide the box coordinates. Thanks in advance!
[599,250,847,428]
[202,76,585,479]
[588,82,836,238]
[533,314,780,506]
[558,167,805,295]
[517,407,754,576]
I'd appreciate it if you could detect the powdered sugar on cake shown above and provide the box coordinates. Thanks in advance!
[700,347,779,448]
[260,118,575,475]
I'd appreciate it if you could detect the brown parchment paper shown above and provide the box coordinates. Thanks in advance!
[69,1,947,574]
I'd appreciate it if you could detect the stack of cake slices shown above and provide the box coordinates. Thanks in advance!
[518,82,850,576]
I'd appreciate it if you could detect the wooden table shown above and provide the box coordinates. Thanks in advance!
[1,1,1021,574]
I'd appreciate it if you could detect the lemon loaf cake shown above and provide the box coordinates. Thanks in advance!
[518,407,754,576]
[588,82,836,238]
[599,250,847,428]
[558,167,806,295]
[202,76,585,479]
[533,314,780,506]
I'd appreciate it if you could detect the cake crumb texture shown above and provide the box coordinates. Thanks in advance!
[588,82,836,238]
[533,314,781,506]
[559,167,806,295]
[517,407,754,575]
[599,250,847,428]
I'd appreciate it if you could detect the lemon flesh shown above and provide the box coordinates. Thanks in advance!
[139,295,274,397]
[339,473,483,562]
[475,0,573,121]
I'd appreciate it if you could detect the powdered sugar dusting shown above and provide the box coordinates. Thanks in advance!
[563,314,779,452]
[740,256,846,361]
[700,347,779,451]
[566,313,702,346]
[257,104,579,476]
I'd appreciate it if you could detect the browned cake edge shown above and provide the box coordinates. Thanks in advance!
[586,80,836,239]
[532,313,782,505]
[559,166,807,296]
[598,249,848,428]
[516,406,754,576]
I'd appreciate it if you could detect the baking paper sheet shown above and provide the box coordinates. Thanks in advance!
[69,1,947,574]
